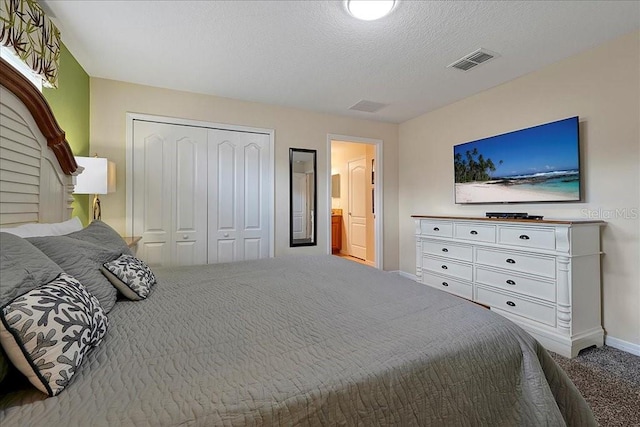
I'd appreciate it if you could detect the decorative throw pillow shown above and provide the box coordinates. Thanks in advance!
[101,254,157,300]
[0,273,108,397]
[27,236,121,313]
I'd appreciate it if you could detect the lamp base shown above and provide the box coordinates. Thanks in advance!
[92,194,102,220]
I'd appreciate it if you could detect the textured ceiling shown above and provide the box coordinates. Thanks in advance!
[42,1,639,123]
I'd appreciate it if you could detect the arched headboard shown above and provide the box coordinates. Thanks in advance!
[0,58,79,226]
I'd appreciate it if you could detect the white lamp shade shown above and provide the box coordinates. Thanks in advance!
[74,157,116,194]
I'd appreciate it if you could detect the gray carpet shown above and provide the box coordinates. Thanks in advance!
[550,345,640,426]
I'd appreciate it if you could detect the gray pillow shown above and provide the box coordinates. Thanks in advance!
[27,236,121,313]
[0,232,64,386]
[66,220,132,256]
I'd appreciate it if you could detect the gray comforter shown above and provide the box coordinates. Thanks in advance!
[0,255,595,426]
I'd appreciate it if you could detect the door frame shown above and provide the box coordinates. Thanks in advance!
[126,112,276,258]
[327,134,383,269]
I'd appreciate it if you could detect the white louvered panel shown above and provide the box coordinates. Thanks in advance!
[0,212,38,225]
[0,169,40,186]
[0,192,38,203]
[1,85,72,227]
[0,180,39,195]
[0,110,35,142]
[0,203,38,214]
[0,147,40,168]
[0,135,40,159]
[0,158,40,176]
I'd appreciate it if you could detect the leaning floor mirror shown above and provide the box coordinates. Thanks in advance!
[290,148,317,247]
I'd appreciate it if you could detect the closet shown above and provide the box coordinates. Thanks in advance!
[130,118,272,267]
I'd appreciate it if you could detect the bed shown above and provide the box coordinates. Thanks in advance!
[0,58,596,426]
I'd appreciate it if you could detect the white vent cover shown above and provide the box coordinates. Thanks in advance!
[448,48,500,72]
[349,100,387,113]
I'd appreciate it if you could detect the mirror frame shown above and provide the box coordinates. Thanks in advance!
[289,148,317,247]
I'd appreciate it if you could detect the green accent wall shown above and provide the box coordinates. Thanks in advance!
[43,43,90,225]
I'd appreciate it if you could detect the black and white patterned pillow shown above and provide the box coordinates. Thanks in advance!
[101,254,157,300]
[0,273,108,396]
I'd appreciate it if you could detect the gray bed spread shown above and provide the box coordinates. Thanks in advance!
[0,255,595,426]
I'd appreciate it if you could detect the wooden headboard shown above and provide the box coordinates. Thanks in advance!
[0,58,79,226]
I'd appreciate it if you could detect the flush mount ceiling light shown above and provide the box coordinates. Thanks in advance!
[346,0,396,21]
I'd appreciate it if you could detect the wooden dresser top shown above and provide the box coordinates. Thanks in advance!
[411,215,605,225]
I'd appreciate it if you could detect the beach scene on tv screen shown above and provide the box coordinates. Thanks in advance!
[454,118,580,204]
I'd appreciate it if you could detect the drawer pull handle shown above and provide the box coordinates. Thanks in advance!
[442,282,449,287]
[433,227,440,231]
[442,248,449,253]
[506,279,516,285]
[470,230,478,235]
[441,265,448,270]
[506,258,516,264]
[519,235,530,240]
[506,301,516,307]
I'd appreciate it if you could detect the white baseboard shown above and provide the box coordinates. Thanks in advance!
[605,335,640,356]
[394,270,418,281]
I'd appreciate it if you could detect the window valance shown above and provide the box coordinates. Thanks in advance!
[1,0,60,87]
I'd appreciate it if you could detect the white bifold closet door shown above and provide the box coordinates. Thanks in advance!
[132,121,270,267]
[207,129,270,263]
[132,121,208,267]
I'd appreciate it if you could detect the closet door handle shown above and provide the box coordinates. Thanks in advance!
[506,258,516,264]
[470,230,478,235]
[506,279,516,285]
[506,301,516,307]
[519,235,530,240]
[183,235,188,239]
[223,233,229,237]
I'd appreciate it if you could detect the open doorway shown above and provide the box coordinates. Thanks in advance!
[328,135,382,268]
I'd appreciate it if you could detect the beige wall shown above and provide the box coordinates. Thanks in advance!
[398,31,640,345]
[90,79,399,270]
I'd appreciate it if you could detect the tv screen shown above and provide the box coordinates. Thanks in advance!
[454,117,580,204]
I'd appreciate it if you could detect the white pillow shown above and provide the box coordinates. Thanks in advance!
[0,217,83,238]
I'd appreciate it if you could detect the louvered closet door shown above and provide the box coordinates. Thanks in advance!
[132,121,208,267]
[208,129,270,263]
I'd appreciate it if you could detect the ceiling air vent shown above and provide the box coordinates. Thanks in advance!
[349,100,387,113]
[448,48,500,72]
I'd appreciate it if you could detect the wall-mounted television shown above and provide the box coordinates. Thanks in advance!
[454,116,581,204]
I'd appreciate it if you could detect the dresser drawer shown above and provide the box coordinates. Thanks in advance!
[422,272,472,300]
[454,223,496,243]
[476,286,556,327]
[498,226,556,250]
[422,256,473,281]
[422,240,472,262]
[476,267,556,302]
[420,220,453,237]
[476,248,556,279]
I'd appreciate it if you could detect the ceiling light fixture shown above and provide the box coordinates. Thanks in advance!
[346,0,395,21]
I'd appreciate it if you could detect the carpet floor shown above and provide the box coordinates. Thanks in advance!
[550,345,640,426]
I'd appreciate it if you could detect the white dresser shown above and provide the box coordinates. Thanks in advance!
[413,215,605,358]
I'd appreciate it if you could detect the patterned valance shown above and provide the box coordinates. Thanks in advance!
[0,0,60,87]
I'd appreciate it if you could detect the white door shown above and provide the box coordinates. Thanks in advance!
[132,121,208,267]
[208,129,271,263]
[292,172,307,239]
[348,158,367,260]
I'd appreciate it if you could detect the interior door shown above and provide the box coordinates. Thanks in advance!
[292,172,307,239]
[348,158,367,260]
[132,121,208,267]
[208,129,270,263]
